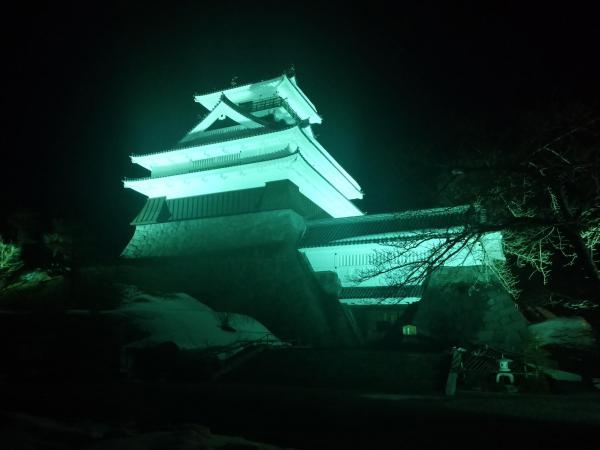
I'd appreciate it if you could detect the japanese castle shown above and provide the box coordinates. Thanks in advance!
[121,72,510,346]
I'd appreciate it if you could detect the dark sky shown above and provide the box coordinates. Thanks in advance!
[2,2,599,256]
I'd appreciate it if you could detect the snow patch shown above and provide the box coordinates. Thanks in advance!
[528,317,597,350]
[106,289,281,352]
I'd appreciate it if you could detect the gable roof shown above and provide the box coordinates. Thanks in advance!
[194,74,322,124]
[182,94,267,140]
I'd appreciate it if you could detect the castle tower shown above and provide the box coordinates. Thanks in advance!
[119,72,520,349]
[122,74,364,258]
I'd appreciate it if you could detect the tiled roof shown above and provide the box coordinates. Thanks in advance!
[132,123,295,158]
[299,205,479,248]
[339,285,423,299]
[125,148,296,183]
[171,123,290,150]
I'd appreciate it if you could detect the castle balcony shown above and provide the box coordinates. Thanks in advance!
[238,96,301,124]
[194,74,322,125]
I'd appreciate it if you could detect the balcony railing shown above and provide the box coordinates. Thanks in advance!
[240,96,301,123]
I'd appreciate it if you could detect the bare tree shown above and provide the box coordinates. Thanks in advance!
[0,236,23,288]
[356,205,518,299]
[365,111,600,309]
[458,115,599,307]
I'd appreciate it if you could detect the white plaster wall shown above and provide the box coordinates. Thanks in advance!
[299,233,498,288]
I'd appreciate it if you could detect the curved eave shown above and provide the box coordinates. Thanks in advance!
[129,125,364,202]
[277,126,363,200]
[275,75,322,124]
[297,126,362,194]
[124,152,296,195]
[130,125,297,170]
[126,149,296,184]
[124,152,363,218]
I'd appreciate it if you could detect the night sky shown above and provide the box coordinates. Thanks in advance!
[2,2,599,258]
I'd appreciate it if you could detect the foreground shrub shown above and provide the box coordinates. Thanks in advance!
[0,236,23,287]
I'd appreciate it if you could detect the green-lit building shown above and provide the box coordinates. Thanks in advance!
[122,73,525,350]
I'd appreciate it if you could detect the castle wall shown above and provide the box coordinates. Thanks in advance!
[122,209,305,258]
[118,209,361,347]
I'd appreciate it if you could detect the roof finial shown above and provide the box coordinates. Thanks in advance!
[230,76,239,87]
[285,64,296,78]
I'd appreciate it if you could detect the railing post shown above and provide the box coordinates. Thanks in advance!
[445,346,466,396]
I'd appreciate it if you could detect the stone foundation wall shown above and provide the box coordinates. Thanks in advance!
[117,210,360,347]
[122,209,306,258]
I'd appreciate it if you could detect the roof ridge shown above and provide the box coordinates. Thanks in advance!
[306,205,474,227]
[194,73,285,99]
[299,205,479,248]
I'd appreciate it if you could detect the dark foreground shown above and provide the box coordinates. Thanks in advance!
[1,381,599,449]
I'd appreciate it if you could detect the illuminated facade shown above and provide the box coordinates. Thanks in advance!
[124,74,363,218]
[123,73,504,311]
[299,207,504,306]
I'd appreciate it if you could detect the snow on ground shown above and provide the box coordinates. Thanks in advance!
[105,289,282,354]
[528,316,597,349]
[1,413,288,450]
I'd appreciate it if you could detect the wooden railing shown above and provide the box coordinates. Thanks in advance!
[240,96,302,123]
